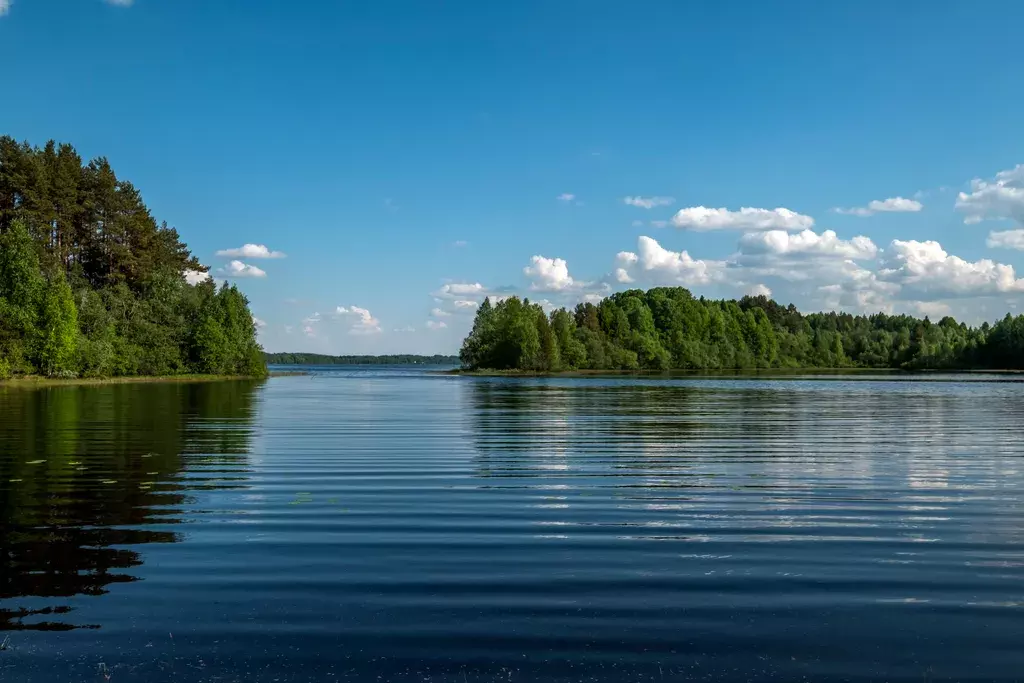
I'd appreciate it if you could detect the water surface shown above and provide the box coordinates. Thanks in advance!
[2,369,1024,681]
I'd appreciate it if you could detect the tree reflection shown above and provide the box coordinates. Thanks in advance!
[0,380,262,631]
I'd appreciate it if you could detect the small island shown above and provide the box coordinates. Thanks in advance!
[458,288,1024,372]
[0,138,265,382]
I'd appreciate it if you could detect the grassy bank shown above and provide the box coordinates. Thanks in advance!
[0,371,305,388]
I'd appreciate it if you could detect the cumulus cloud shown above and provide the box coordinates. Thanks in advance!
[671,206,813,232]
[426,320,448,330]
[624,196,675,209]
[252,316,267,329]
[615,236,725,286]
[987,229,1024,250]
[524,255,575,291]
[737,229,878,261]
[556,193,576,203]
[218,260,267,278]
[905,301,953,318]
[430,307,452,318]
[434,282,487,299]
[216,244,286,259]
[453,300,478,309]
[747,284,772,298]
[834,197,922,217]
[183,269,211,285]
[335,306,382,335]
[879,239,1024,297]
[956,164,1024,225]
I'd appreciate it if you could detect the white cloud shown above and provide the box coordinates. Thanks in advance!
[582,293,606,304]
[631,220,644,228]
[0,1,11,16]
[623,196,675,209]
[671,206,813,232]
[426,320,448,330]
[987,229,1024,250]
[452,240,469,247]
[335,306,382,335]
[747,284,772,298]
[453,300,478,309]
[816,281,895,314]
[524,255,575,291]
[905,301,952,318]
[434,282,486,299]
[956,164,1024,225]
[252,316,267,329]
[394,326,416,333]
[105,0,134,5]
[215,244,286,259]
[834,197,923,217]
[430,307,452,318]
[737,229,878,260]
[615,236,725,286]
[556,193,576,203]
[218,260,267,278]
[183,269,211,285]
[284,325,295,335]
[879,239,1024,297]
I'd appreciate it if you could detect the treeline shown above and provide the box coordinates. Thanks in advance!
[0,137,266,379]
[265,352,459,365]
[459,287,1024,371]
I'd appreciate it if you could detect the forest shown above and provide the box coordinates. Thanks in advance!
[265,353,459,365]
[459,288,1024,372]
[0,137,266,379]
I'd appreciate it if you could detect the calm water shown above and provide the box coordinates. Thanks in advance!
[3,369,1024,682]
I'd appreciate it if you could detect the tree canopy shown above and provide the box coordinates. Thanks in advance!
[0,137,266,379]
[459,287,1024,372]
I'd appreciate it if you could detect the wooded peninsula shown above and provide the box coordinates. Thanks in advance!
[0,138,265,380]
[459,289,1024,372]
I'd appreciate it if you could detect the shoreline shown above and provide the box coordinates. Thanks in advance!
[0,371,306,388]
[442,367,1024,378]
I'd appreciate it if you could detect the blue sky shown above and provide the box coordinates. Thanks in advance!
[3,0,1023,354]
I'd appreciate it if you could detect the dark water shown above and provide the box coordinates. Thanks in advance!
[3,369,1024,682]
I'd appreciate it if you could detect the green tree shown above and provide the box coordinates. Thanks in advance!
[0,221,44,372]
[37,271,79,376]
[0,138,265,379]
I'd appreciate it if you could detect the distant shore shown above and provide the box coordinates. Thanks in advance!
[0,371,305,388]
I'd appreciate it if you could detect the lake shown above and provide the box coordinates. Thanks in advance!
[2,368,1024,681]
